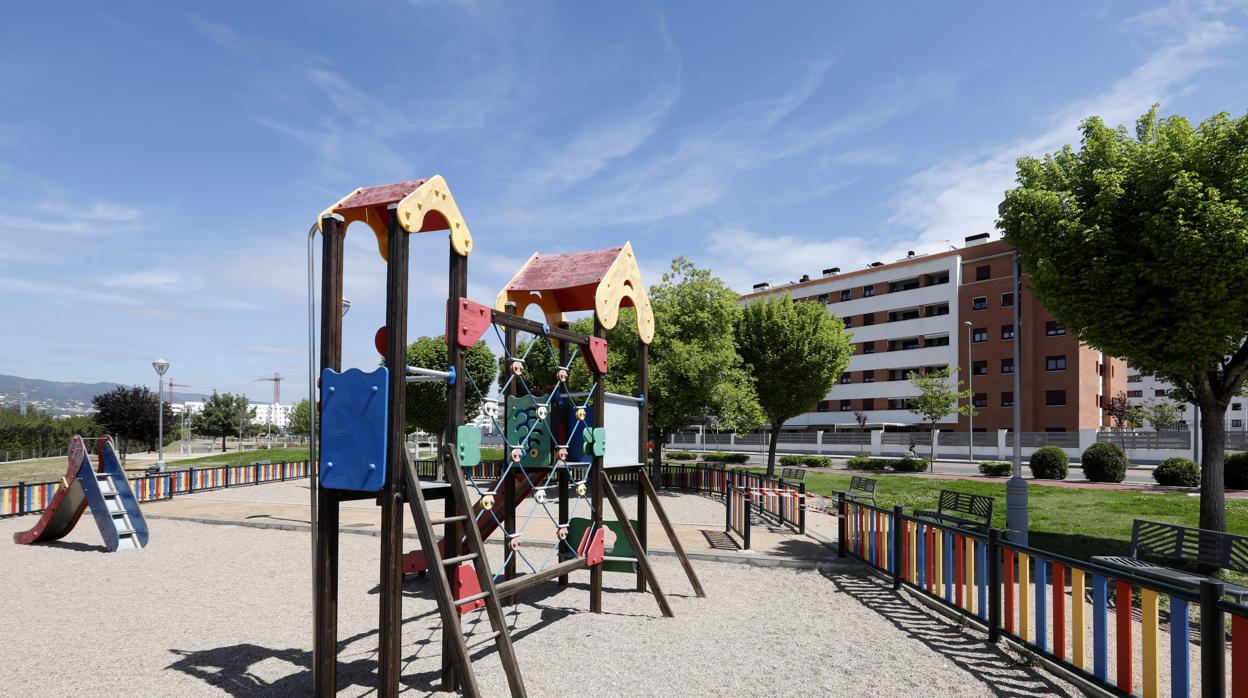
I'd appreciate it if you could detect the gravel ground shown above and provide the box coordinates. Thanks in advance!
[0,512,1078,697]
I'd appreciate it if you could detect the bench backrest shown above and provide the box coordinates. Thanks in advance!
[1130,519,1248,573]
[849,476,877,496]
[936,490,993,523]
[781,467,806,482]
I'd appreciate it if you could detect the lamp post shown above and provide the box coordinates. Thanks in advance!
[1007,254,1029,544]
[152,358,170,471]
[964,320,974,463]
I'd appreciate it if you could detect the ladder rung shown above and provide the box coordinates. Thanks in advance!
[603,555,637,563]
[431,515,468,526]
[455,591,490,606]
[466,630,501,650]
[116,527,136,535]
[442,553,478,566]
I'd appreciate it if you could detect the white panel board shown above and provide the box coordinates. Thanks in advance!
[604,393,640,466]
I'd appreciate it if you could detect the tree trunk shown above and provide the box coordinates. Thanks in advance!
[1197,400,1228,533]
[221,435,227,452]
[766,420,781,478]
[650,428,664,472]
[930,426,938,473]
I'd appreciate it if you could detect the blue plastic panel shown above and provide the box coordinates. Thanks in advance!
[320,367,389,492]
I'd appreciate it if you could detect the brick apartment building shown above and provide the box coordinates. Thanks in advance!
[738,233,1124,433]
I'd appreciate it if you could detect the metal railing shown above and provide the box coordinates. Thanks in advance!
[1096,430,1192,450]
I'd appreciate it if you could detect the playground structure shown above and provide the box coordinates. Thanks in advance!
[309,176,704,698]
[12,434,149,552]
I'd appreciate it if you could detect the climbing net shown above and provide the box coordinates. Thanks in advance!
[457,321,602,581]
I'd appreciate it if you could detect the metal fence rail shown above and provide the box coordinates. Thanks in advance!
[1096,430,1193,450]
[838,497,1246,697]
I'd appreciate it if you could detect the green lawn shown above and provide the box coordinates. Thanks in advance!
[169,447,312,468]
[776,470,1248,567]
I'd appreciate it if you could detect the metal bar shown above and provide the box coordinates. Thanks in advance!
[1200,580,1226,698]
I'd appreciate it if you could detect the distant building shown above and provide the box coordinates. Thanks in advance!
[252,403,295,429]
[1124,369,1246,432]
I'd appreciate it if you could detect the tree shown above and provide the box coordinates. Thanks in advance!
[999,106,1248,532]
[1143,399,1184,432]
[91,385,172,460]
[405,336,497,444]
[289,399,312,438]
[854,410,869,430]
[1104,392,1143,448]
[198,391,255,451]
[736,291,853,476]
[907,367,975,469]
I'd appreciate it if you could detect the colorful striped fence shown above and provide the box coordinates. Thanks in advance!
[838,494,1248,697]
[0,460,315,518]
[726,484,751,550]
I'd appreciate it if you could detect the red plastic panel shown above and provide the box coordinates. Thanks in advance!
[456,298,492,348]
[584,336,608,374]
[453,563,485,615]
[578,527,606,567]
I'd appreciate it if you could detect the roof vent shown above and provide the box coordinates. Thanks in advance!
[869,261,884,268]
[799,274,811,283]
[822,267,840,277]
[907,250,916,258]
[964,233,991,246]
[752,282,771,291]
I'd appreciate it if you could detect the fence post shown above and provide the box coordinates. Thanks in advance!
[225,466,231,488]
[17,481,25,514]
[892,506,904,590]
[837,492,846,558]
[1200,579,1226,698]
[798,482,806,534]
[282,461,288,481]
[987,528,1001,643]
[189,468,196,493]
[167,473,174,499]
[743,490,751,550]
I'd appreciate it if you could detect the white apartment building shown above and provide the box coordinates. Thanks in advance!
[253,402,295,429]
[1125,369,1247,432]
[742,249,963,429]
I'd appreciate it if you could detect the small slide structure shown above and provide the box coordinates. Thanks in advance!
[13,434,149,552]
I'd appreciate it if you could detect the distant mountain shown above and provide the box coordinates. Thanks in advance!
[0,374,207,407]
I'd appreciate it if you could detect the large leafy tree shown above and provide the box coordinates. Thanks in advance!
[736,291,853,476]
[197,391,255,451]
[999,107,1248,532]
[906,367,974,469]
[91,385,173,459]
[1143,399,1184,432]
[405,336,497,444]
[289,399,312,438]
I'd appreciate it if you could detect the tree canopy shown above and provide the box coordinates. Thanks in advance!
[406,336,497,440]
[289,398,312,438]
[197,391,255,451]
[999,106,1248,531]
[736,291,852,475]
[91,385,172,457]
[906,367,974,468]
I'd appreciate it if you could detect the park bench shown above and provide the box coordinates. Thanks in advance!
[1091,519,1248,601]
[834,476,877,507]
[914,490,993,533]
[781,467,806,482]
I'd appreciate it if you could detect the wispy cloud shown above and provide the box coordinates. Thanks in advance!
[189,14,254,56]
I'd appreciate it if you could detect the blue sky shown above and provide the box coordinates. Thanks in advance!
[1,1,1246,403]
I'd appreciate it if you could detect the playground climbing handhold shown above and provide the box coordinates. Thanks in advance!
[557,526,568,540]
[508,536,522,551]
[510,447,523,463]
[556,368,568,383]
[536,405,548,420]
[576,483,587,497]
[575,407,586,421]
[557,447,568,462]
[510,360,524,376]
[535,489,547,504]
[482,494,495,510]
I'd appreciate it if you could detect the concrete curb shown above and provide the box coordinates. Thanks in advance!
[144,513,853,571]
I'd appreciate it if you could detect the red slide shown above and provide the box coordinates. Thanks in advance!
[13,437,91,545]
[403,471,535,574]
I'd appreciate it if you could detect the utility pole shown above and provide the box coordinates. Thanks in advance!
[964,320,974,463]
[152,359,170,471]
[1006,255,1029,544]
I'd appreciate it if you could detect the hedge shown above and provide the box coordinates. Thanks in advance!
[1153,457,1200,487]
[978,461,1011,477]
[1082,442,1128,483]
[1028,446,1069,480]
[699,452,751,464]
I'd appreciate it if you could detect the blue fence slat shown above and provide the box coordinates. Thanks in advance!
[1036,558,1048,653]
[976,539,988,621]
[943,530,953,603]
[1092,574,1109,682]
[1170,596,1190,698]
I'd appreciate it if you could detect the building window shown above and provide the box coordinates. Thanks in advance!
[862,342,876,354]
[1234,403,1243,411]
[924,335,950,348]
[1045,427,1068,433]
[1002,292,1014,307]
[972,296,988,311]
[972,328,987,343]
[863,286,875,297]
[817,401,831,412]
[1001,324,1014,340]
[1001,391,1014,407]
[924,303,950,316]
[840,399,852,412]
[1127,390,1144,398]
[817,293,829,304]
[1234,419,1244,429]
[973,360,988,376]
[888,308,921,322]
[840,289,852,302]
[1045,320,1066,336]
[861,398,874,410]
[1046,355,1067,371]
[840,372,852,385]
[1127,374,1142,383]
[843,316,852,328]
[889,338,922,351]
[972,393,988,408]
[862,371,875,383]
[1002,358,1014,374]
[862,313,875,326]
[925,271,950,285]
[889,278,921,293]
[1154,389,1166,397]
[976,265,991,281]
[1045,390,1066,406]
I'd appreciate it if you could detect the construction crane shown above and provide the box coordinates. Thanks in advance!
[166,380,192,454]
[255,372,286,440]
[166,380,192,405]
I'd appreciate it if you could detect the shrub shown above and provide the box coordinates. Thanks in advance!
[1082,442,1128,483]
[699,452,750,464]
[1153,457,1200,487]
[1226,452,1248,490]
[779,455,805,466]
[978,461,1011,477]
[892,457,928,472]
[801,455,833,468]
[667,450,695,461]
[847,456,886,470]
[1029,446,1069,480]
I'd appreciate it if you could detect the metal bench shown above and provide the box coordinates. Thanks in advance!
[781,467,806,482]
[1092,519,1248,601]
[834,476,877,507]
[915,490,993,533]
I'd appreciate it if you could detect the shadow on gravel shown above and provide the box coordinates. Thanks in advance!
[825,570,1079,698]
[771,537,836,559]
[39,540,109,553]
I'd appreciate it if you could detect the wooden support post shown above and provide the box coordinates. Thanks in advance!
[590,320,605,614]
[636,340,649,593]
[600,477,673,617]
[440,244,470,693]
[638,470,705,597]
[313,215,344,698]
[557,320,572,588]
[378,210,408,698]
[503,307,518,595]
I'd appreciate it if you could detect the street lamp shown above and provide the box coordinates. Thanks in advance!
[964,321,974,463]
[152,358,170,471]
[1007,254,1029,544]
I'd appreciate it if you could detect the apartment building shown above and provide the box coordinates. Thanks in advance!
[1125,370,1246,432]
[738,233,1123,433]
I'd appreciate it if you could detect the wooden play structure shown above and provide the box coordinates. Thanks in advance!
[309,177,704,697]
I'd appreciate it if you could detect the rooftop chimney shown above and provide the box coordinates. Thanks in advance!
[907,250,916,258]
[752,282,771,292]
[799,274,811,283]
[964,232,991,246]
[822,267,840,277]
[869,261,884,268]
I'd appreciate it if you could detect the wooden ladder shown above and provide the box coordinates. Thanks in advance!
[400,447,526,698]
